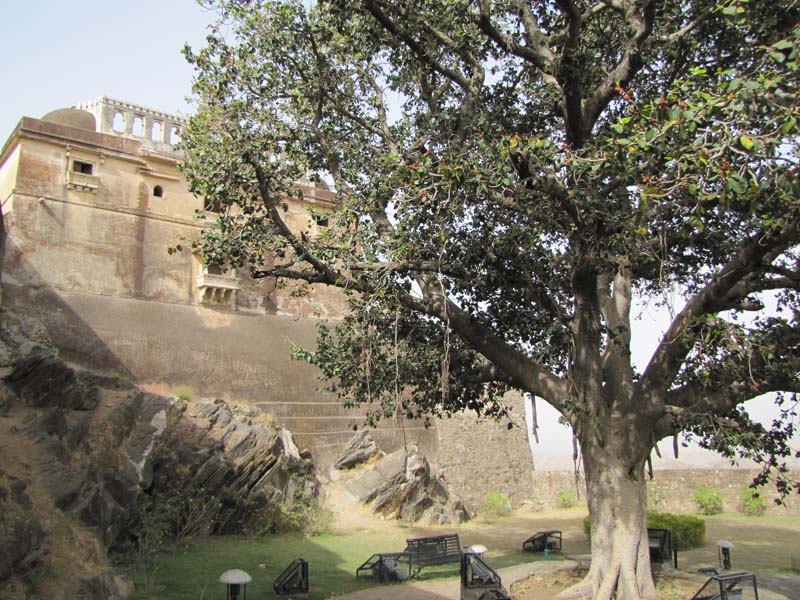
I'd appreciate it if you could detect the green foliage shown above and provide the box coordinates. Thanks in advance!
[647,512,706,551]
[481,491,512,517]
[693,486,724,515]
[738,488,767,517]
[584,512,706,551]
[173,385,193,401]
[252,484,334,536]
[555,490,578,509]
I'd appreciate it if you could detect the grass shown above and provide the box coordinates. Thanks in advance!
[678,511,800,574]
[119,506,800,599]
[120,520,550,599]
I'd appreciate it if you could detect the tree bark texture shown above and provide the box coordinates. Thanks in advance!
[559,424,658,600]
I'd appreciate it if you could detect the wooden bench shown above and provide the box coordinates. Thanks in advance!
[404,533,462,573]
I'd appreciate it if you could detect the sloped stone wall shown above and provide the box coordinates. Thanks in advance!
[435,393,534,512]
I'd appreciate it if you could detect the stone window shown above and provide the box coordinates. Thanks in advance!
[314,214,329,228]
[205,199,222,213]
[132,116,145,137]
[151,121,163,142]
[72,160,94,175]
[153,185,164,198]
[112,112,125,132]
[169,126,181,145]
[67,158,99,192]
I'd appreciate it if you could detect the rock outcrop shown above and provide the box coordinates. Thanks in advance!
[334,430,383,470]
[345,445,469,525]
[0,307,319,599]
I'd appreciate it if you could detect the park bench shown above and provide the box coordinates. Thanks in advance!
[460,552,511,600]
[355,552,412,582]
[355,533,461,582]
[691,572,759,600]
[405,533,463,573]
[273,558,309,595]
[522,530,562,553]
[648,528,673,569]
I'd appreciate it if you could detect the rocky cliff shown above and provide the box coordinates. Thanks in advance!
[0,308,320,599]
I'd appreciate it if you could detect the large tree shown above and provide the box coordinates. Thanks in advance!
[181,1,800,597]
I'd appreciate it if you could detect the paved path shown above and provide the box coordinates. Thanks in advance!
[756,572,800,600]
[335,560,577,600]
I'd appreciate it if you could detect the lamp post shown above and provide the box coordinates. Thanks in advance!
[716,540,735,571]
[219,569,252,600]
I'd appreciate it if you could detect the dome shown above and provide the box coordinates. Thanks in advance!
[41,108,96,131]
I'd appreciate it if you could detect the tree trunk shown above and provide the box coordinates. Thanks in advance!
[558,437,658,600]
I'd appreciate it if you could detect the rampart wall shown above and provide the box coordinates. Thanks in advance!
[436,394,535,511]
[528,468,800,515]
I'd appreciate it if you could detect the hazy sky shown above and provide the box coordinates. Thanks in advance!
[0,0,216,141]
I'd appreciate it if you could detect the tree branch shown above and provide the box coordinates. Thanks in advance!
[640,212,800,405]
[362,0,473,92]
[582,0,657,134]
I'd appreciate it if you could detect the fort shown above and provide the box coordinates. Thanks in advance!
[0,97,535,509]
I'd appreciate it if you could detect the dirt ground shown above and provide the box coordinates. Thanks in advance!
[510,569,710,600]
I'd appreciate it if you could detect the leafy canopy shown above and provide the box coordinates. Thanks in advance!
[181,0,800,491]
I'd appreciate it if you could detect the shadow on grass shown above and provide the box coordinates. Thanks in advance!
[123,531,458,599]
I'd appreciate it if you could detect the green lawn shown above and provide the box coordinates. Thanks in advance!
[121,506,800,598]
[122,527,545,600]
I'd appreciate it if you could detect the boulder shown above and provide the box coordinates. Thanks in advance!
[344,446,469,525]
[334,430,382,470]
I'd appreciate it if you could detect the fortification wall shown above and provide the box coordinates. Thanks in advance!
[528,468,800,515]
[2,285,436,469]
[436,393,535,511]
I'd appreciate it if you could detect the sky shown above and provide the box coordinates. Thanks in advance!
[0,0,217,142]
[1,1,796,472]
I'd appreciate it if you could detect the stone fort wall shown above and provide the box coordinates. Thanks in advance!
[435,394,535,511]
[527,468,800,515]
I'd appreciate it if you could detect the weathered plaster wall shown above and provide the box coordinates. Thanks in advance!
[436,393,535,511]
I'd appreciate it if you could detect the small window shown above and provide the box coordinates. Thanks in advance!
[153,185,164,198]
[282,203,289,212]
[169,126,181,145]
[314,214,329,228]
[206,264,223,275]
[132,116,145,137]
[73,160,93,175]
[205,199,222,213]
[112,112,125,132]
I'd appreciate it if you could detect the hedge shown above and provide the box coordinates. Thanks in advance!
[583,512,706,551]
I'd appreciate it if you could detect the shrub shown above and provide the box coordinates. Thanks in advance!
[482,491,512,517]
[173,385,193,401]
[584,512,706,551]
[647,512,706,550]
[738,488,766,517]
[555,490,578,509]
[693,485,723,515]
